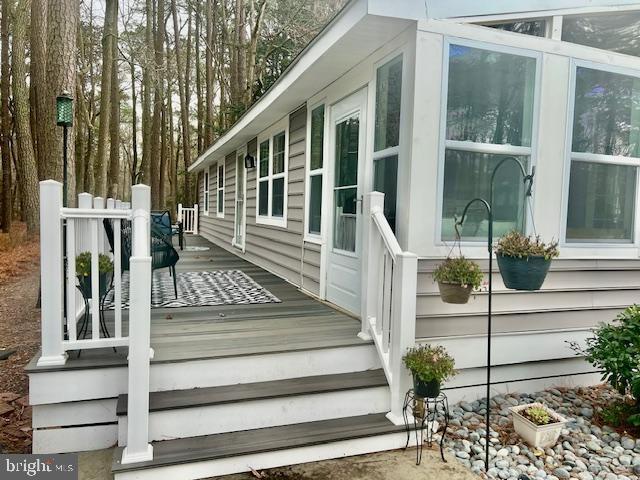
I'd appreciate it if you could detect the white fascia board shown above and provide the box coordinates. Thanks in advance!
[189,0,368,173]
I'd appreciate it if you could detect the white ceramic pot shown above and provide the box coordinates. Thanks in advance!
[509,402,567,449]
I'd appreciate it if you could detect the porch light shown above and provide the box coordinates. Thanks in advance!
[56,92,74,127]
[244,154,256,170]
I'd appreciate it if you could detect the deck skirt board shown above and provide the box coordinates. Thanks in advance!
[112,414,404,472]
[116,369,388,415]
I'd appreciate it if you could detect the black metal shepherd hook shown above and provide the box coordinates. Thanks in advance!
[453,157,535,470]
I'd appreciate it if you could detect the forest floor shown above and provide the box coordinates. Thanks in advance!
[0,223,40,453]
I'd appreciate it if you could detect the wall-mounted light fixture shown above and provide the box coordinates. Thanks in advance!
[244,154,256,169]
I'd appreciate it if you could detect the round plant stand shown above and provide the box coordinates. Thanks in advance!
[402,389,450,465]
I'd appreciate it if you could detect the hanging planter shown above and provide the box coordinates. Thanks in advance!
[76,252,113,299]
[403,344,456,399]
[433,257,483,304]
[495,231,559,291]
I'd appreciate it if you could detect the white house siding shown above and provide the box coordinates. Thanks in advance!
[301,242,321,296]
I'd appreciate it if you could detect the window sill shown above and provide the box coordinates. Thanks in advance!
[256,216,287,228]
[217,212,225,219]
[304,235,323,245]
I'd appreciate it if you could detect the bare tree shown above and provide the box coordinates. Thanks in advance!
[30,0,48,180]
[1,0,11,232]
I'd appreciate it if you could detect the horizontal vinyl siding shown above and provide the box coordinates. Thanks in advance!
[417,258,637,395]
[199,152,235,246]
[302,242,321,296]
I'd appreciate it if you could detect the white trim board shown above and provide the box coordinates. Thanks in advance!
[33,424,118,454]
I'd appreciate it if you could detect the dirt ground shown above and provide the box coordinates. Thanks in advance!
[78,447,479,480]
[0,225,40,453]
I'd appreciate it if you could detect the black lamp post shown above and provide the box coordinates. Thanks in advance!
[56,92,73,207]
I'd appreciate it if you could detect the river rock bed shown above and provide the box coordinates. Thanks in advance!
[439,386,639,480]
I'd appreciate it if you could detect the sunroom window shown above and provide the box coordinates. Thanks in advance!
[373,54,403,232]
[203,168,210,215]
[566,66,640,243]
[257,120,288,227]
[562,13,640,58]
[307,105,324,236]
[217,161,224,217]
[441,44,537,241]
[487,20,546,37]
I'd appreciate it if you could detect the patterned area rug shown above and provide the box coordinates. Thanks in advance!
[103,270,281,309]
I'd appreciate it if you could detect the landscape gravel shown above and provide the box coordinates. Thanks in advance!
[438,386,639,480]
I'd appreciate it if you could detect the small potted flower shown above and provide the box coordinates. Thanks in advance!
[510,403,567,449]
[76,252,113,299]
[433,257,483,304]
[495,231,559,291]
[403,344,456,398]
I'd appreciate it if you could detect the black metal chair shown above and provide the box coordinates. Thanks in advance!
[103,219,180,299]
[151,210,184,250]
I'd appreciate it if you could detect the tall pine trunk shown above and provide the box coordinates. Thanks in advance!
[149,0,165,208]
[30,0,48,180]
[107,4,120,199]
[1,0,11,232]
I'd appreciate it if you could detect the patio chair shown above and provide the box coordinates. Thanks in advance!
[103,219,180,298]
[151,210,184,250]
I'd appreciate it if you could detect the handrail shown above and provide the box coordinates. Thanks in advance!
[61,208,132,219]
[371,208,402,261]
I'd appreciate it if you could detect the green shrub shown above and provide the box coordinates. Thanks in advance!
[495,231,559,260]
[403,345,456,384]
[76,252,113,277]
[570,305,640,425]
[433,257,483,289]
[524,406,551,425]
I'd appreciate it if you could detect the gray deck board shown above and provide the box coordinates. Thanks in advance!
[111,414,404,472]
[27,235,369,373]
[116,369,387,415]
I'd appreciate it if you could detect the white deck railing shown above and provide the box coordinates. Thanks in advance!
[361,192,418,425]
[38,180,153,463]
[177,203,198,234]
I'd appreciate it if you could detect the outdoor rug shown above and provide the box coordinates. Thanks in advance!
[103,270,281,309]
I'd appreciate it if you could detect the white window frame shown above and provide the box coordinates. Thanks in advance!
[560,58,640,249]
[203,167,210,216]
[304,101,326,243]
[216,158,225,218]
[256,116,289,228]
[435,37,542,249]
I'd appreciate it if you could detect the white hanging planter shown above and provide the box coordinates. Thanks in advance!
[509,402,567,449]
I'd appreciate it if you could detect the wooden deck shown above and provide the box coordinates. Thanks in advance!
[28,235,367,372]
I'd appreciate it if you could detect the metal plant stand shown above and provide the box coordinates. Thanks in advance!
[402,389,450,465]
[454,157,535,469]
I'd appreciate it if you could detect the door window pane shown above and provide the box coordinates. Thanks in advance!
[566,161,636,242]
[334,187,357,252]
[442,150,529,241]
[487,20,546,36]
[308,174,322,235]
[259,140,269,177]
[335,116,359,187]
[446,45,536,147]
[375,55,403,151]
[562,13,640,57]
[373,155,398,232]
[310,106,325,170]
[273,132,286,174]
[572,67,640,157]
[258,180,269,216]
[272,177,285,217]
[218,165,224,188]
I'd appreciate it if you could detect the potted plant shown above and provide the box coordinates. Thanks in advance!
[510,403,567,449]
[433,257,483,304]
[495,231,559,291]
[76,252,113,299]
[403,345,456,398]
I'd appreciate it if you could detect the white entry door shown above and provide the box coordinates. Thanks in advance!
[326,89,367,316]
[234,149,247,250]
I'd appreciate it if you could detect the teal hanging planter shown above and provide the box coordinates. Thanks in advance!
[412,375,441,398]
[496,254,551,291]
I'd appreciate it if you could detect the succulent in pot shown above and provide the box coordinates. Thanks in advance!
[433,257,483,304]
[76,252,113,299]
[510,402,567,449]
[403,344,456,399]
[495,231,559,291]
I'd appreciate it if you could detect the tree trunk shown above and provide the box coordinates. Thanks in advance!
[30,0,48,180]
[171,0,192,206]
[12,0,40,234]
[141,0,154,186]
[1,0,11,232]
[205,0,215,146]
[195,1,203,153]
[107,2,120,199]
[94,0,116,197]
[129,58,138,185]
[246,0,267,106]
[150,0,165,208]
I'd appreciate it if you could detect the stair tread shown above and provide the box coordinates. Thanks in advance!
[112,413,403,472]
[116,369,388,415]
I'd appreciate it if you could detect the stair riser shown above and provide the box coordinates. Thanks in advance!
[118,386,390,445]
[113,431,408,480]
[29,345,380,405]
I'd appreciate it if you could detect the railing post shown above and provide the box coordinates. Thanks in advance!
[359,192,385,340]
[37,180,67,366]
[386,251,418,425]
[177,203,183,223]
[193,204,199,235]
[121,184,153,464]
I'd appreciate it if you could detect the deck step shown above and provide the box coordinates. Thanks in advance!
[116,370,391,444]
[116,369,387,415]
[112,413,409,480]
